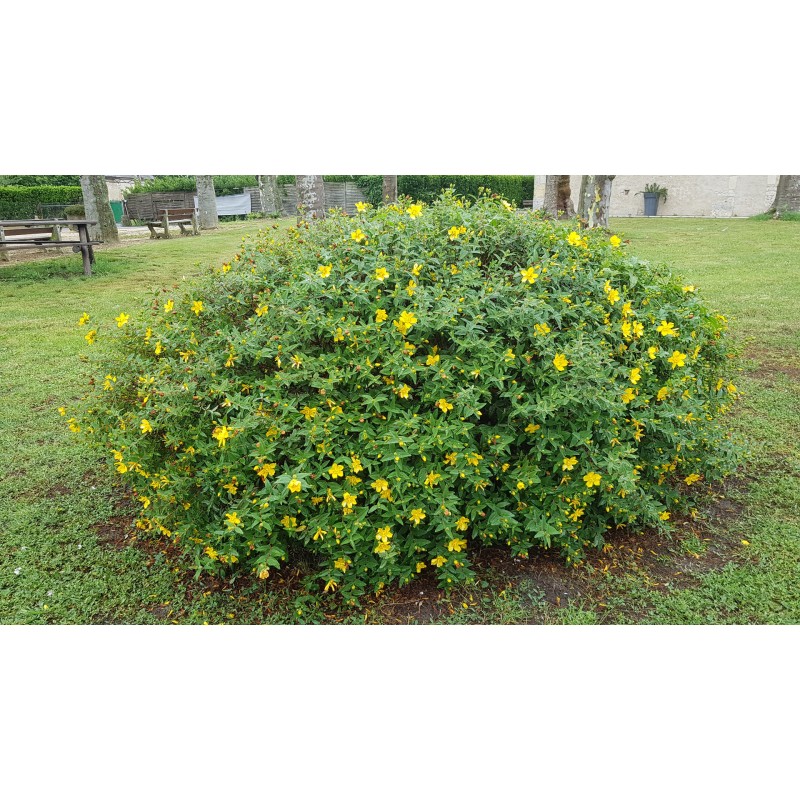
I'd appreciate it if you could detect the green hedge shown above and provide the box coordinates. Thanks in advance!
[0,185,82,219]
[124,176,262,197]
[0,175,81,187]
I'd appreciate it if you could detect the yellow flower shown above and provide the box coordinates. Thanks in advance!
[426,353,440,366]
[520,267,539,284]
[355,201,369,212]
[562,456,578,471]
[648,346,658,359]
[416,561,427,573]
[607,289,620,305]
[610,235,622,247]
[407,204,423,218]
[684,473,702,485]
[656,386,670,401]
[431,555,447,567]
[164,299,174,312]
[436,398,454,413]
[313,528,327,541]
[255,304,269,316]
[371,478,389,494]
[300,406,317,420]
[329,463,344,479]
[212,425,231,447]
[67,418,81,433]
[448,226,462,240]
[154,341,163,355]
[398,384,412,399]
[324,579,338,593]
[632,321,644,338]
[443,452,458,466]
[504,349,515,361]
[455,516,470,531]
[657,320,678,337]
[621,321,632,339]
[424,471,441,488]
[374,267,389,281]
[741,539,750,547]
[58,406,66,416]
[102,374,117,391]
[411,263,423,276]
[534,322,551,336]
[204,546,219,561]
[333,327,345,342]
[630,368,641,384]
[682,285,696,293]
[516,481,526,490]
[375,526,393,544]
[374,541,391,554]
[258,566,270,580]
[77,313,90,326]
[351,229,367,243]
[351,456,364,473]
[525,423,541,433]
[334,557,350,572]
[448,538,467,553]
[115,313,130,327]
[409,508,426,525]
[553,353,568,372]
[191,301,203,316]
[140,419,153,434]
[667,350,687,369]
[225,511,242,527]
[375,309,388,323]
[583,471,602,488]
[393,310,418,335]
[84,329,97,344]
[567,231,582,246]
[254,462,277,481]
[342,492,357,508]
[287,477,303,493]
[621,387,636,404]
[659,511,671,521]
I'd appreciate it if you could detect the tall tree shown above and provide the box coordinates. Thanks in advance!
[79,175,119,244]
[382,175,398,204]
[195,175,218,230]
[257,175,282,217]
[766,175,800,216]
[295,175,326,221]
[543,175,574,217]
[577,175,615,228]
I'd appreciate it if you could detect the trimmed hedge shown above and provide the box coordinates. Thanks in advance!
[124,176,262,197]
[0,185,82,220]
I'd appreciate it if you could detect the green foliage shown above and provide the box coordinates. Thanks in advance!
[74,192,740,604]
[0,175,81,186]
[641,183,668,203]
[397,176,534,206]
[124,176,261,197]
[64,204,85,218]
[0,185,82,219]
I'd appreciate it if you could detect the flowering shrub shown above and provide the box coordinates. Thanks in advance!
[73,191,739,602]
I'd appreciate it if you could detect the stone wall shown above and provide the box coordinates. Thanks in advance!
[533,176,779,218]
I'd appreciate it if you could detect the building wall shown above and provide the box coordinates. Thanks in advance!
[533,176,779,218]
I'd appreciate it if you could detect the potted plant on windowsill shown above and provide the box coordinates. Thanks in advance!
[638,183,667,216]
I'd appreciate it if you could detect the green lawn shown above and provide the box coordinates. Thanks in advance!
[2,216,799,624]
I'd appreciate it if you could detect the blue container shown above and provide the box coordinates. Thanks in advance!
[644,192,659,216]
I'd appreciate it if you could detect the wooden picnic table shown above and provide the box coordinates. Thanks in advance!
[0,219,99,276]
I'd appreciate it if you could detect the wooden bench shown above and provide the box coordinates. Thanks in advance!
[0,219,100,275]
[147,208,199,239]
[522,199,534,208]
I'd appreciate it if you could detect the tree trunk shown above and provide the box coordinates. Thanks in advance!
[577,175,615,228]
[382,175,398,204]
[544,175,575,217]
[543,176,559,216]
[767,175,800,216]
[195,175,218,230]
[295,175,326,221]
[258,175,282,217]
[80,175,119,244]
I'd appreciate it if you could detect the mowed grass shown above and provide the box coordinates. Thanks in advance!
[1,216,798,624]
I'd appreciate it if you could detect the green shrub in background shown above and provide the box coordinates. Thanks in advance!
[0,185,82,219]
[124,176,262,197]
[0,175,81,186]
[72,192,740,603]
